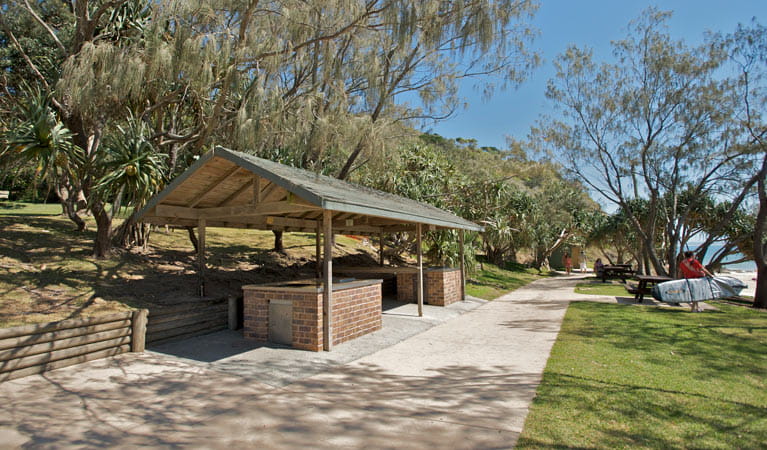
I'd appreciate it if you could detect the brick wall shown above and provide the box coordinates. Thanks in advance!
[292,293,324,351]
[397,272,417,302]
[243,288,324,351]
[331,283,382,346]
[396,269,462,306]
[243,289,269,341]
[425,269,462,306]
[243,281,382,352]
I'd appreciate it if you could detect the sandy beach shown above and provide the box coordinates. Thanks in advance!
[722,271,758,297]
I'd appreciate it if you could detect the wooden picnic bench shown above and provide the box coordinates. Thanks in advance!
[600,264,634,283]
[628,274,673,303]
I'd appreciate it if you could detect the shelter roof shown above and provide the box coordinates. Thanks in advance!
[138,146,483,234]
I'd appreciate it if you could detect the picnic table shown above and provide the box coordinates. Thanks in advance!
[629,274,673,303]
[600,264,634,283]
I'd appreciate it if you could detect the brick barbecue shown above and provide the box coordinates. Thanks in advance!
[396,267,462,306]
[242,279,383,351]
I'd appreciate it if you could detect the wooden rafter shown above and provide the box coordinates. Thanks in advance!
[220,178,254,207]
[187,165,242,208]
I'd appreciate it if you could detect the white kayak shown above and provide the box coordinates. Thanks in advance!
[651,276,748,303]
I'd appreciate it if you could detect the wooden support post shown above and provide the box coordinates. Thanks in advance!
[323,211,333,351]
[459,230,466,301]
[417,223,423,317]
[316,221,322,279]
[131,309,148,352]
[379,232,385,267]
[198,218,206,297]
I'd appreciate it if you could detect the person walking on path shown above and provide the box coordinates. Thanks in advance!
[564,253,572,275]
[579,249,587,273]
[679,251,714,312]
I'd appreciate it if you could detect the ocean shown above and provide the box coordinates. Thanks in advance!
[693,243,757,272]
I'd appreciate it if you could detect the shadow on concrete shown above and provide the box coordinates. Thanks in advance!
[149,329,282,363]
[0,354,531,448]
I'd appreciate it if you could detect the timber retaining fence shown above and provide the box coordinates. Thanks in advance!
[0,309,148,382]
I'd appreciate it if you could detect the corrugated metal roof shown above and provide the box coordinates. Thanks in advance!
[139,146,483,232]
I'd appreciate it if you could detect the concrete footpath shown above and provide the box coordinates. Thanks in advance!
[0,276,612,449]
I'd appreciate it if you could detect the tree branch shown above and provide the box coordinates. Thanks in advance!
[21,0,66,54]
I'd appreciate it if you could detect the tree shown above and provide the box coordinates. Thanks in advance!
[2,0,541,257]
[716,21,767,308]
[0,88,85,227]
[543,8,755,276]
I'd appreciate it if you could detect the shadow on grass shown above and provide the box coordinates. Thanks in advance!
[517,369,767,449]
[0,215,382,323]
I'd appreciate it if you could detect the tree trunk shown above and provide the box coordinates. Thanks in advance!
[113,208,150,249]
[186,226,198,253]
[273,230,285,253]
[55,184,87,231]
[91,202,112,258]
[752,154,767,309]
[754,264,767,309]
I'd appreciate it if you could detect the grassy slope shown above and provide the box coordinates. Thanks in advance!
[517,301,767,449]
[1,204,544,327]
[0,206,377,327]
[466,262,547,300]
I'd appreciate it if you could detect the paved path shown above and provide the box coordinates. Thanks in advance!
[0,276,613,449]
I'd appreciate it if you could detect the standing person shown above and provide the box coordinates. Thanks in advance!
[579,249,587,273]
[564,253,572,275]
[679,251,714,312]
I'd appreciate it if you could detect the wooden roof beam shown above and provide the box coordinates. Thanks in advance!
[187,165,242,208]
[155,200,320,220]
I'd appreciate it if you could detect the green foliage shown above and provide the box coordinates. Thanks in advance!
[357,142,478,268]
[0,88,81,182]
[94,118,168,209]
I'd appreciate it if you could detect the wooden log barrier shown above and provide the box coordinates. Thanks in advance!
[0,309,148,382]
[131,309,148,352]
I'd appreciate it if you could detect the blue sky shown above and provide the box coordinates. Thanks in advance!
[424,0,767,149]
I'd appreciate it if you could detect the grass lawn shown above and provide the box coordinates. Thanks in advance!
[0,201,62,216]
[575,279,633,297]
[466,262,549,300]
[517,301,767,449]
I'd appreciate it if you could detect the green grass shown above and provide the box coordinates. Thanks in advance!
[517,301,767,449]
[0,202,62,216]
[466,262,548,300]
[575,279,633,296]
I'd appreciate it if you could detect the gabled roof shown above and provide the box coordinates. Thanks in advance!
[138,146,483,233]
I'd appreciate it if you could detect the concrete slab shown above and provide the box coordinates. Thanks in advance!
[149,297,487,387]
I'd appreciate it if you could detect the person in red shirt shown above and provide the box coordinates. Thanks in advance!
[563,253,572,275]
[679,251,713,312]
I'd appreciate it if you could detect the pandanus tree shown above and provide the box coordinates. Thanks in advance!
[0,89,85,228]
[94,118,168,252]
